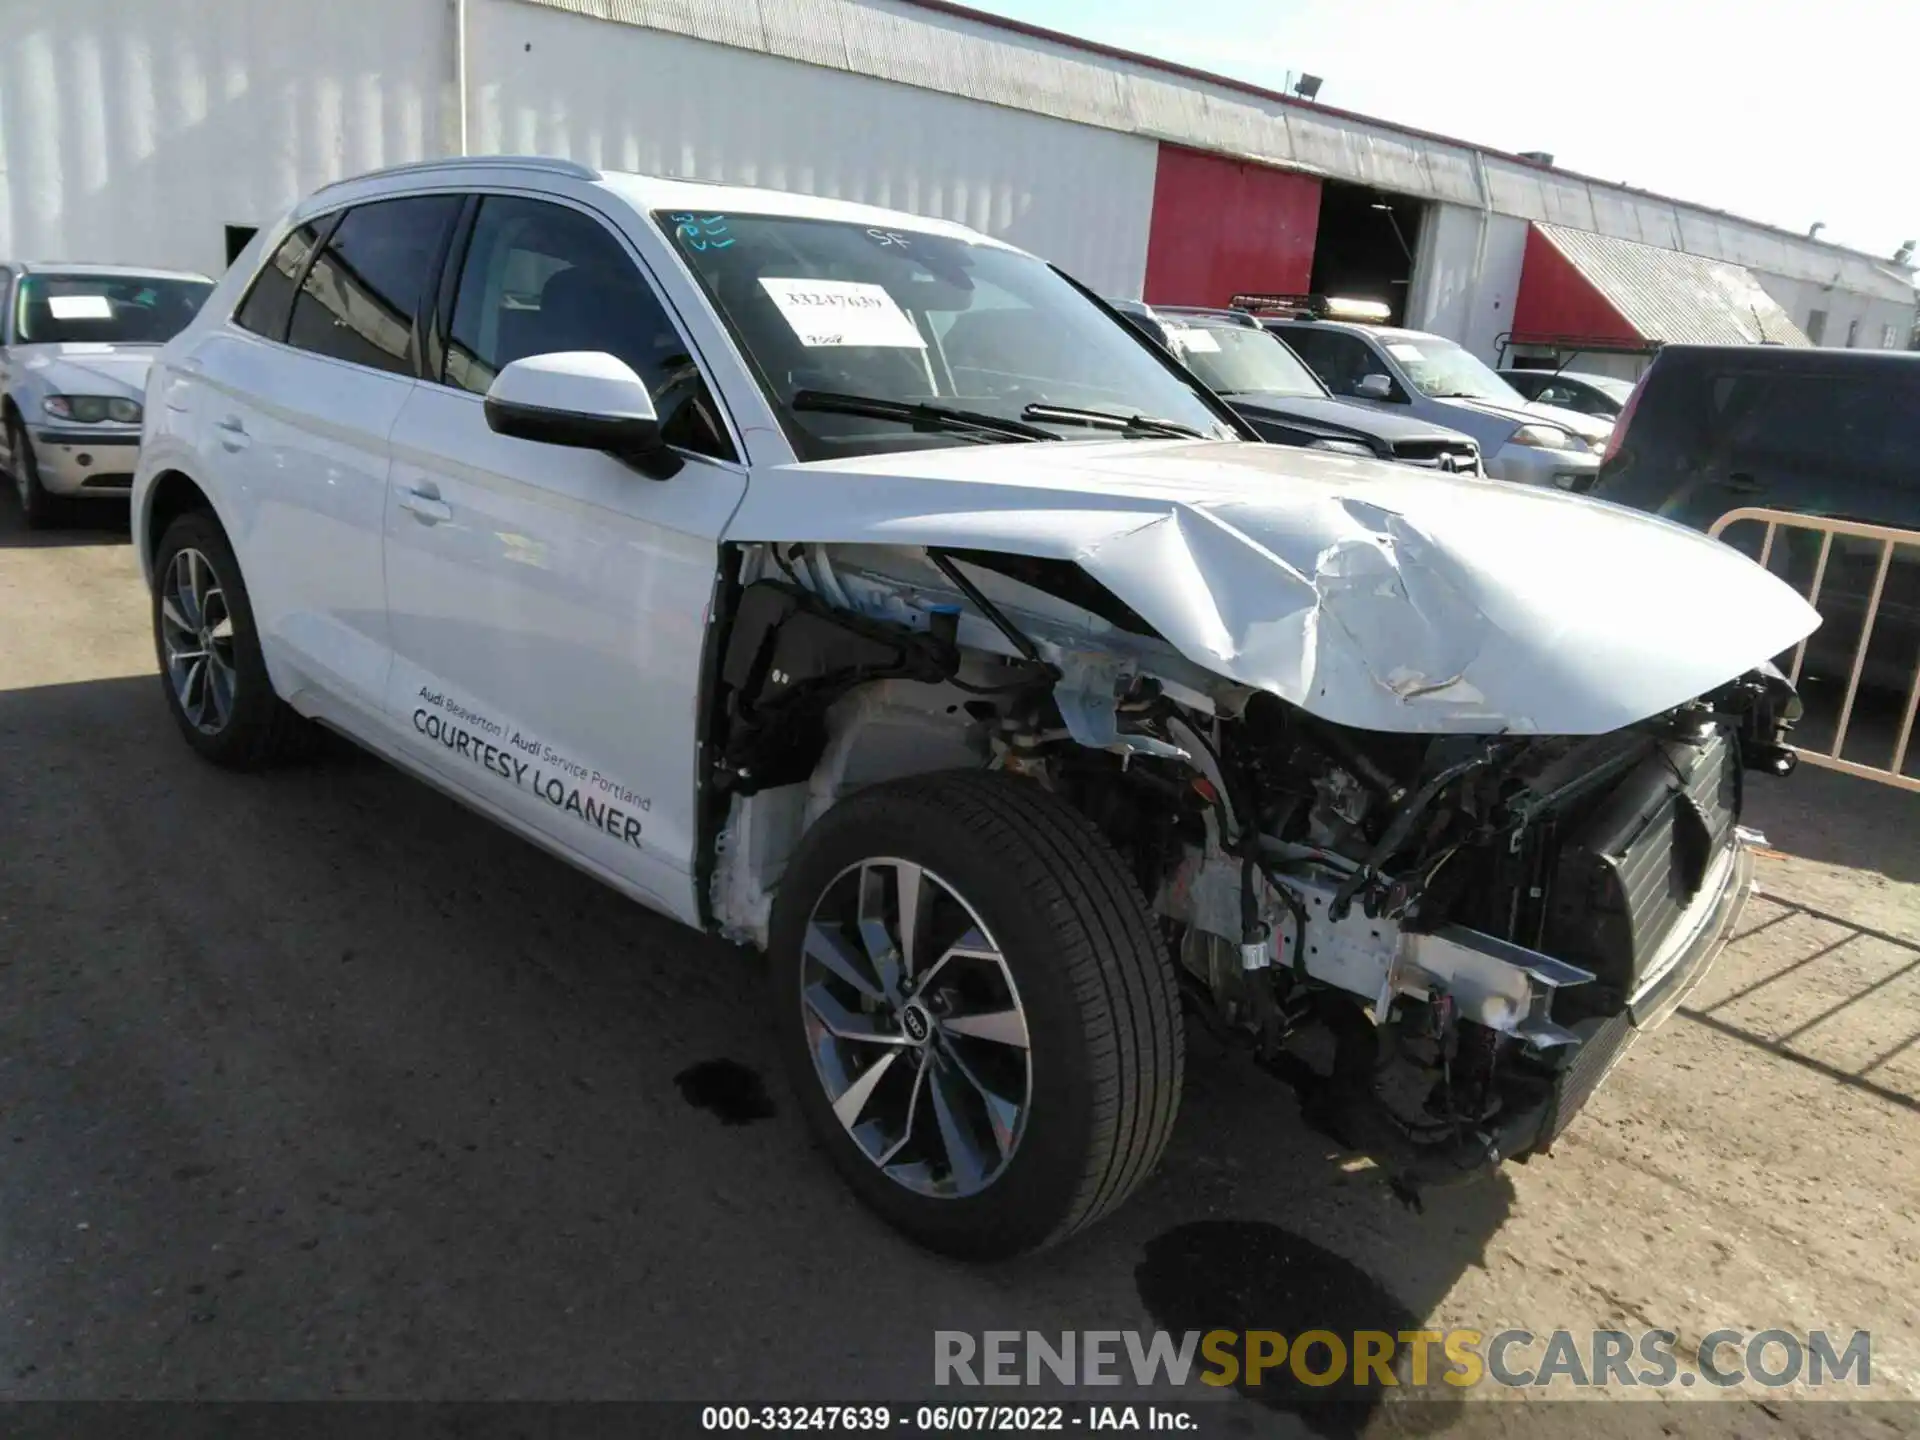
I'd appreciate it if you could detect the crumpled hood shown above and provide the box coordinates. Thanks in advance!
[726,440,1819,736]
[13,343,155,400]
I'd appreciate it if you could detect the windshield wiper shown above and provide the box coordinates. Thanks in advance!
[1020,403,1208,439]
[791,389,1057,442]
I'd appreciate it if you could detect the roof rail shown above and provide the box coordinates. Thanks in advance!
[310,154,601,197]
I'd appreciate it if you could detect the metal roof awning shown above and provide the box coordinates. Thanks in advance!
[1508,222,1812,355]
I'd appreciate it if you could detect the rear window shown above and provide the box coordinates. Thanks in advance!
[284,196,461,375]
[1668,367,1920,482]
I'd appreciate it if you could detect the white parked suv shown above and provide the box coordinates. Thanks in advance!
[135,157,1817,1258]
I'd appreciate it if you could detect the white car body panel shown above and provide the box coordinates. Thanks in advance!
[725,439,1819,736]
[186,328,408,717]
[382,383,746,920]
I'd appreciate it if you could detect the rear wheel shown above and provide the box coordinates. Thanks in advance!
[769,770,1184,1258]
[152,510,319,768]
[6,416,59,529]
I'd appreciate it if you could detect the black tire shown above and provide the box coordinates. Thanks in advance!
[7,415,61,529]
[151,509,320,768]
[770,770,1184,1258]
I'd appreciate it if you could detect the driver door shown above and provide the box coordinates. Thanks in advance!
[381,192,745,924]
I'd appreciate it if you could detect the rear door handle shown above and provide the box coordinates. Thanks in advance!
[214,415,248,451]
[399,485,452,524]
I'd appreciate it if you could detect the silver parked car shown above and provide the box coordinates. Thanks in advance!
[1258,306,1614,489]
[0,262,215,526]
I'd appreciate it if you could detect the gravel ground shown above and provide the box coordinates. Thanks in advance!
[1,500,1914,1437]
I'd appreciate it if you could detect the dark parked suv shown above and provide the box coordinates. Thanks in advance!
[1588,345,1919,693]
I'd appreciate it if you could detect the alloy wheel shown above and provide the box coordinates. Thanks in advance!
[799,858,1032,1198]
[160,547,238,734]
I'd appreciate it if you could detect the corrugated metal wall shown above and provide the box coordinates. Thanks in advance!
[0,0,453,274]
[467,0,1159,296]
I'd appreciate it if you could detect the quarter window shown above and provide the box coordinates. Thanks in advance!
[446,195,731,459]
[286,196,460,375]
[234,223,322,341]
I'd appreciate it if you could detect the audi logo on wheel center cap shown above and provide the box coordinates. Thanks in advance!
[901,1003,932,1044]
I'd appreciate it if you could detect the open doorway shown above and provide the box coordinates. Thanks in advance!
[1306,180,1424,324]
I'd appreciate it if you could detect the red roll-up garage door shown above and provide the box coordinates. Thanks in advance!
[1143,146,1322,307]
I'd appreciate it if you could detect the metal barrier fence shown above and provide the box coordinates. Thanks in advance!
[1708,506,1920,794]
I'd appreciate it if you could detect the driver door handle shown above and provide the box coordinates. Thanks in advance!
[399,484,452,525]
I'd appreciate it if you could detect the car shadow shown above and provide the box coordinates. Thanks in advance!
[0,495,132,548]
[0,672,1508,1426]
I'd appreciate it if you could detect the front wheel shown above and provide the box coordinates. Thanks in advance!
[6,417,59,529]
[151,510,319,768]
[769,770,1184,1258]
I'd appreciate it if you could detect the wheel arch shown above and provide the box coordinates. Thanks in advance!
[142,468,222,572]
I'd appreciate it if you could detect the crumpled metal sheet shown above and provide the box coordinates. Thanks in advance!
[727,440,1822,735]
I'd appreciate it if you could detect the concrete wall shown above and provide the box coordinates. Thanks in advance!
[1407,202,1529,361]
[2,0,1908,346]
[1752,272,1915,351]
[0,0,1158,295]
[0,0,454,275]
[466,0,1158,296]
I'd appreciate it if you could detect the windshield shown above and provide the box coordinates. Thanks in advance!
[1582,374,1636,405]
[1385,334,1526,403]
[14,273,213,345]
[655,211,1237,458]
[1167,323,1326,399]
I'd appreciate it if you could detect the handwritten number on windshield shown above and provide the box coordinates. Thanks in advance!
[670,213,735,251]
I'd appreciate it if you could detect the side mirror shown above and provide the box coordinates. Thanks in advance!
[1355,373,1395,400]
[483,351,682,480]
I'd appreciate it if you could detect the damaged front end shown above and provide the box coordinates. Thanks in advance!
[704,526,1806,1202]
[1142,677,1795,1202]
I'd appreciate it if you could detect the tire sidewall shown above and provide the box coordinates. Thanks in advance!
[8,417,50,525]
[151,511,283,763]
[769,778,1110,1259]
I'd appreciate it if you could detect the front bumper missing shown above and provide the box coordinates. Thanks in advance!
[1378,837,1758,1195]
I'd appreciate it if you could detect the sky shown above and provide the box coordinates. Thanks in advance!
[961,0,1918,262]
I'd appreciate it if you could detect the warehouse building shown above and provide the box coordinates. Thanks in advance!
[4,0,1914,376]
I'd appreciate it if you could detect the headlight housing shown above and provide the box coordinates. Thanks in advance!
[1309,437,1377,458]
[1512,422,1575,451]
[43,394,142,424]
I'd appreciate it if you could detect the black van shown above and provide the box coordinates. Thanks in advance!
[1587,345,1919,693]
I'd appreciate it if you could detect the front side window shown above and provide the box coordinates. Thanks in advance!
[14,272,213,346]
[1170,324,1325,399]
[445,196,731,459]
[286,196,460,375]
[1278,328,1381,396]
[656,211,1237,460]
